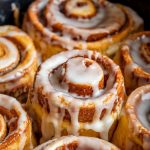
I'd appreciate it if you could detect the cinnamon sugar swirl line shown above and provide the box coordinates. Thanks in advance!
[28,50,125,143]
[0,94,33,150]
[0,26,38,103]
[112,85,150,150]
[34,135,120,150]
[114,31,150,95]
[23,0,143,61]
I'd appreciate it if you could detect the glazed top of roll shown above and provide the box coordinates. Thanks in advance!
[0,25,37,83]
[0,94,30,149]
[33,50,124,140]
[36,50,123,98]
[121,31,150,74]
[34,135,120,150]
[126,84,150,149]
[26,0,143,50]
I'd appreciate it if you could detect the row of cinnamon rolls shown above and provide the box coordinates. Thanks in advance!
[0,0,150,149]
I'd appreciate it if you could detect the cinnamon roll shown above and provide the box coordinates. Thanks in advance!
[28,50,125,143]
[114,31,150,95]
[0,94,33,150]
[34,135,120,150]
[23,0,143,60]
[0,25,38,103]
[112,84,150,150]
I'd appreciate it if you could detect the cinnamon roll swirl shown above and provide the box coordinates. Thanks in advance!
[23,0,143,60]
[114,31,150,95]
[0,94,33,150]
[112,84,150,150]
[28,50,125,143]
[0,25,38,103]
[34,135,120,150]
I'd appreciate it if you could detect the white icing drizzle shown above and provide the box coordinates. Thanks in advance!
[34,136,119,150]
[33,50,124,141]
[137,93,150,130]
[126,35,150,73]
[6,31,27,37]
[66,57,102,86]
[19,133,27,150]
[0,94,28,148]
[46,0,126,41]
[25,0,142,53]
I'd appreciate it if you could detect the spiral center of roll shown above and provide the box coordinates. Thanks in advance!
[63,0,96,19]
[140,43,150,63]
[0,37,20,76]
[49,57,104,98]
[137,93,150,130]
[63,57,104,97]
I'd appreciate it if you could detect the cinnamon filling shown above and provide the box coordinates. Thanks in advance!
[56,141,96,150]
[128,35,150,73]
[0,106,19,142]
[49,57,104,98]
[77,2,87,7]
[140,43,150,63]
[56,141,78,150]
